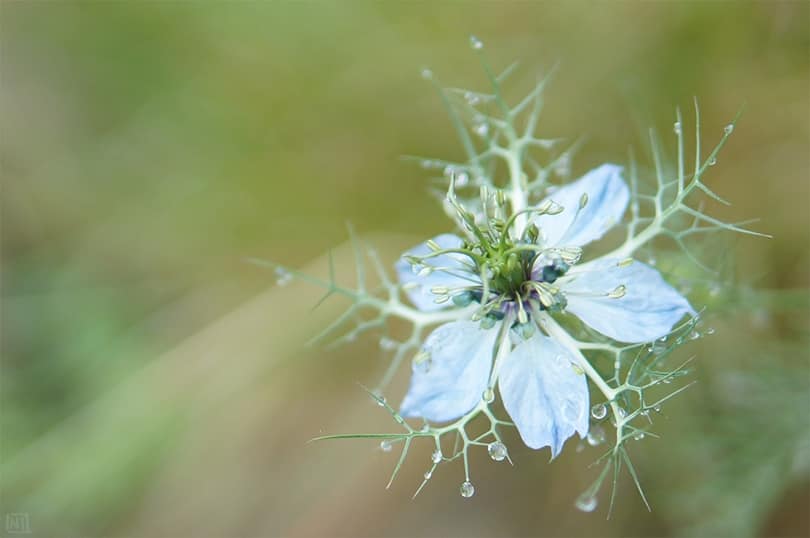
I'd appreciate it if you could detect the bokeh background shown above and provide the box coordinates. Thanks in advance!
[3,2,809,537]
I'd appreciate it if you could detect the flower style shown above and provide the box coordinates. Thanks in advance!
[395,164,694,455]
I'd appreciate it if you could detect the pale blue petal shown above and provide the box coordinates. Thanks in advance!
[400,321,498,422]
[564,258,695,343]
[395,234,479,312]
[533,164,629,248]
[499,333,589,456]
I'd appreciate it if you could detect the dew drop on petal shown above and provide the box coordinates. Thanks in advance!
[590,403,607,420]
[380,440,392,452]
[487,442,508,462]
[460,481,475,498]
[469,35,484,50]
[575,494,598,512]
[431,449,442,464]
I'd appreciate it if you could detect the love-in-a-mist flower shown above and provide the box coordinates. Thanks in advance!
[396,164,694,455]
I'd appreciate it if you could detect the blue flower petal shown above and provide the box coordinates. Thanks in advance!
[400,321,498,422]
[533,164,629,248]
[395,234,479,312]
[499,333,589,456]
[564,258,695,343]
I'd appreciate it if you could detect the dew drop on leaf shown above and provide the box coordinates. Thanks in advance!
[487,442,508,462]
[575,494,598,512]
[460,481,475,498]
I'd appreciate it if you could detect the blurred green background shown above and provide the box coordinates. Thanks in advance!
[2,2,809,537]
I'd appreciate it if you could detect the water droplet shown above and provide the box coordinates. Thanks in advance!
[537,139,555,149]
[690,330,701,340]
[431,449,442,464]
[455,171,470,186]
[653,404,662,413]
[673,121,682,135]
[634,432,646,441]
[709,157,717,166]
[380,440,392,452]
[275,267,292,286]
[420,423,430,433]
[615,407,627,419]
[464,91,480,105]
[473,122,489,138]
[469,35,483,50]
[575,494,598,512]
[424,471,432,480]
[554,153,571,177]
[608,284,626,298]
[482,388,495,403]
[587,425,606,446]
[420,68,433,80]
[376,396,387,407]
[590,403,607,420]
[662,377,672,384]
[705,327,716,335]
[487,442,508,462]
[724,124,734,135]
[460,480,475,498]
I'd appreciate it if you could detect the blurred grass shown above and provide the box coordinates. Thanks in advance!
[2,2,809,537]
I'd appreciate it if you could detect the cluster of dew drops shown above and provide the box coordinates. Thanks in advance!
[379,435,509,500]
